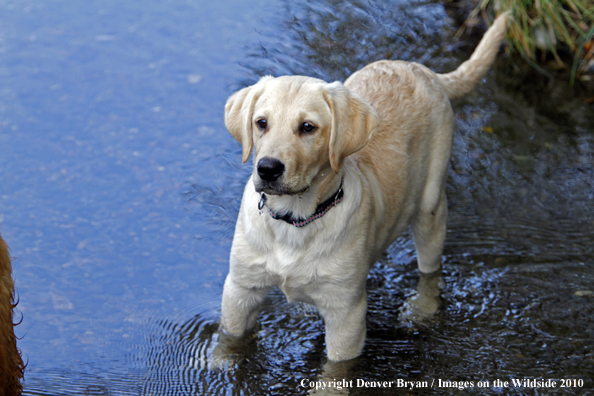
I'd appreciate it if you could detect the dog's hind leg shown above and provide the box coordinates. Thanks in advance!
[412,186,447,274]
[221,275,270,336]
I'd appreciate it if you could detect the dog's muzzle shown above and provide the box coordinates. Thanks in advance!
[257,157,284,182]
[255,157,296,195]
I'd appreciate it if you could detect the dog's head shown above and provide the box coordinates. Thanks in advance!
[225,75,379,196]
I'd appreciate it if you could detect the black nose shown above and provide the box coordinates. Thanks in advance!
[257,157,285,182]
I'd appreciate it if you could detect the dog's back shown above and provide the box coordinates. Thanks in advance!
[342,12,509,269]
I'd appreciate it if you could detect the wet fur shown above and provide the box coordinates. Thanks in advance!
[221,13,509,361]
[0,235,24,395]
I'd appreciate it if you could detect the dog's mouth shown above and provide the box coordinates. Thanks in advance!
[254,181,310,196]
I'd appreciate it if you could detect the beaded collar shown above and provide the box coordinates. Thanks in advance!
[257,177,344,228]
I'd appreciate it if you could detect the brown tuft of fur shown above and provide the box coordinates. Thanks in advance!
[437,12,509,100]
[0,235,24,396]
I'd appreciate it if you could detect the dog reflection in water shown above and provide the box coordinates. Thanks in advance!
[0,235,24,395]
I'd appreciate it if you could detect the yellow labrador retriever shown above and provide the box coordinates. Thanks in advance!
[221,13,508,361]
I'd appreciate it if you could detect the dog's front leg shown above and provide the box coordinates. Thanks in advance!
[317,287,367,362]
[221,274,270,336]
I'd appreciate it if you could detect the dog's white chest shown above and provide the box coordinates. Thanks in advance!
[261,245,323,304]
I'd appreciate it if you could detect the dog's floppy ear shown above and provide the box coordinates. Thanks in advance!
[224,76,271,163]
[324,82,379,173]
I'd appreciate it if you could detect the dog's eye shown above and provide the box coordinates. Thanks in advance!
[300,122,317,134]
[256,119,267,130]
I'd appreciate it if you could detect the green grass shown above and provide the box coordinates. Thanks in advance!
[468,0,594,84]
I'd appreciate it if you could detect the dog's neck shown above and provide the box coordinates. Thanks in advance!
[261,167,343,224]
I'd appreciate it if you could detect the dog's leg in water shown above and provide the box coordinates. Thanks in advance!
[412,187,448,274]
[398,191,446,324]
[399,270,443,324]
[317,286,367,362]
[220,275,270,336]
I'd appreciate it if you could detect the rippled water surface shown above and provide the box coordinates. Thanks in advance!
[1,0,592,394]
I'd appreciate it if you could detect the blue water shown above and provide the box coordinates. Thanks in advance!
[1,0,593,394]
[0,0,264,383]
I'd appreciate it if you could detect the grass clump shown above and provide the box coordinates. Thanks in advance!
[468,0,594,84]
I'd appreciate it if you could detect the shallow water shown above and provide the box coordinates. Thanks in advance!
[0,0,592,394]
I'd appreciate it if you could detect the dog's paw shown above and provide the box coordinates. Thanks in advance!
[398,292,440,324]
[202,330,252,371]
[398,271,443,325]
[306,360,354,395]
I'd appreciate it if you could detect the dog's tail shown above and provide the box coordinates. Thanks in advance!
[437,12,509,101]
